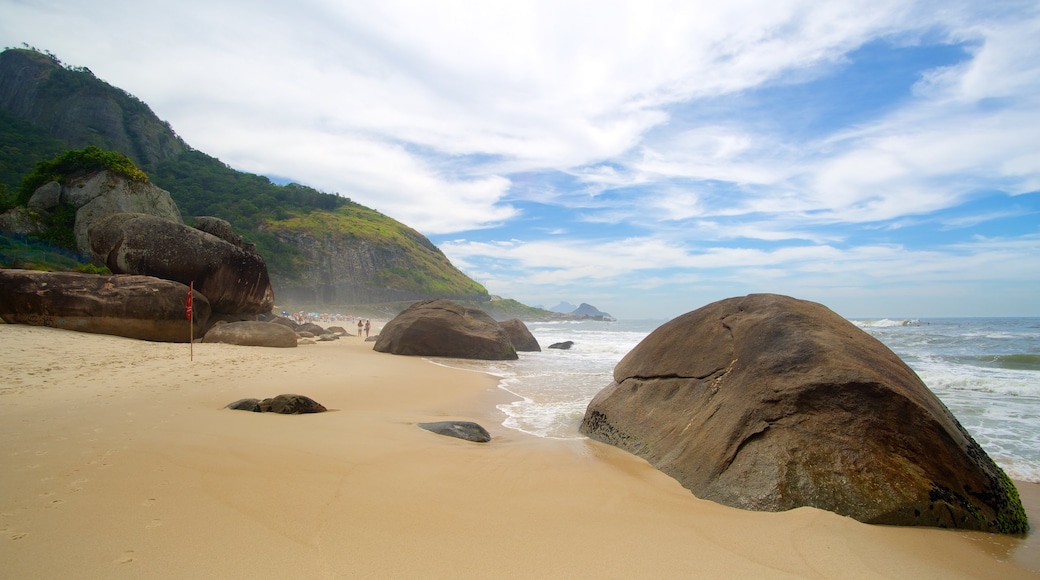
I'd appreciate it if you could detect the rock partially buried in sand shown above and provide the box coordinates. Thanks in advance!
[259,394,327,414]
[226,394,327,414]
[418,421,492,443]
[203,321,298,347]
[226,398,262,412]
[580,293,1029,534]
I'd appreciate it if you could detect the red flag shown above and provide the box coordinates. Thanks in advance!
[186,282,193,320]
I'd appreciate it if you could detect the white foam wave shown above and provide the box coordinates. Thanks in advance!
[851,318,920,328]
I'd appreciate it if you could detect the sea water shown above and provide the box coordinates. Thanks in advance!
[437,317,1040,483]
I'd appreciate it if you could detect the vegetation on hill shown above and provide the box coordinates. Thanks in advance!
[0,109,66,212]
[16,146,149,206]
[264,206,487,298]
[0,46,497,307]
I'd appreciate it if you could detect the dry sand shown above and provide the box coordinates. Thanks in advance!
[0,322,1037,579]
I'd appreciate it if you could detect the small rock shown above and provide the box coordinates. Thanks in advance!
[259,394,327,414]
[418,421,492,443]
[225,398,261,412]
[548,341,574,350]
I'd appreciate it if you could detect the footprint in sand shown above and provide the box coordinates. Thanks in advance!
[115,551,135,564]
[140,498,157,507]
[145,519,162,530]
[44,498,65,509]
[10,532,27,540]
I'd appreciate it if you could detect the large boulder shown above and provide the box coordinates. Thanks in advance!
[203,321,298,348]
[89,213,274,315]
[58,171,183,257]
[579,294,1028,534]
[373,299,517,360]
[0,269,209,342]
[500,318,540,352]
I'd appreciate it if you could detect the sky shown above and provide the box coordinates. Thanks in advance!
[2,0,1039,319]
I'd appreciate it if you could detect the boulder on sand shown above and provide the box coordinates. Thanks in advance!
[580,293,1028,534]
[418,421,492,443]
[373,299,517,360]
[0,269,209,342]
[500,318,540,352]
[203,321,298,348]
[88,213,274,315]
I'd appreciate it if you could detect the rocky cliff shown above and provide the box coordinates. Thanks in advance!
[0,48,184,170]
[263,207,488,305]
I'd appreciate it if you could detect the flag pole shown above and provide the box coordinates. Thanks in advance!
[187,281,194,361]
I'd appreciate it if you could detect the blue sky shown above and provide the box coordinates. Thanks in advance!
[3,0,1038,318]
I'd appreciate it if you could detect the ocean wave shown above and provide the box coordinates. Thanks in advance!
[966,353,1040,371]
[851,318,920,328]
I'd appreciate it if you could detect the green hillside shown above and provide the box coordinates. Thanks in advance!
[0,46,490,304]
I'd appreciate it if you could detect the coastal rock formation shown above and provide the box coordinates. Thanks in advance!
[0,269,209,342]
[373,299,517,360]
[579,293,1028,534]
[62,172,183,256]
[203,321,298,348]
[500,318,541,352]
[418,421,492,443]
[89,213,274,315]
[548,341,574,350]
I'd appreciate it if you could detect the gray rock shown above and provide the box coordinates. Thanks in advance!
[63,171,183,257]
[203,321,298,348]
[226,398,261,412]
[259,394,327,414]
[89,213,274,315]
[0,269,209,342]
[548,341,574,350]
[295,322,325,335]
[500,318,540,352]
[418,421,492,443]
[374,299,517,360]
[193,216,242,247]
[27,181,61,211]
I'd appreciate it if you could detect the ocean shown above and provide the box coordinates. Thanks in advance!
[438,317,1040,483]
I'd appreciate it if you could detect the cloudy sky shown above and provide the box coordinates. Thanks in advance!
[3,0,1038,319]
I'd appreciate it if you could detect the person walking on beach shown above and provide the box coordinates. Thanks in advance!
[358,320,364,337]
[364,320,371,338]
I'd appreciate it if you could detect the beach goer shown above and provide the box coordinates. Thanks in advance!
[358,320,364,337]
[364,320,371,338]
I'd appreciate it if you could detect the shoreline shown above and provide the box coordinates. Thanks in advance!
[0,323,1037,578]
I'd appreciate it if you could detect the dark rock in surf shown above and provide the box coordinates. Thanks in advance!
[500,318,540,352]
[548,341,574,350]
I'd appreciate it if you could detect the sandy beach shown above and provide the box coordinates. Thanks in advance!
[0,322,1037,579]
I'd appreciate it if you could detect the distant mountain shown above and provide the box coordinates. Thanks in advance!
[0,47,488,307]
[549,301,576,313]
[572,303,614,320]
